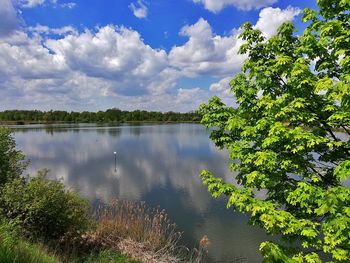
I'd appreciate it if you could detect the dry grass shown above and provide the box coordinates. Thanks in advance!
[185,235,210,263]
[91,199,209,263]
[116,238,179,263]
[92,200,182,262]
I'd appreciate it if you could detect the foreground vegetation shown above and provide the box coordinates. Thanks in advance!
[0,221,138,263]
[0,127,207,262]
[200,0,350,262]
[0,109,201,124]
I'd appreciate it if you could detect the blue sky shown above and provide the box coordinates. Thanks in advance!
[0,0,316,112]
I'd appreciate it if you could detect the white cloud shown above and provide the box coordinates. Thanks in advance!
[169,18,246,78]
[193,0,278,13]
[60,2,76,9]
[18,0,46,8]
[17,0,74,8]
[209,76,231,93]
[0,31,68,80]
[0,0,20,36]
[209,76,237,107]
[254,6,301,38]
[0,26,174,111]
[129,0,148,19]
[169,6,300,86]
[0,5,300,112]
[176,87,210,106]
[45,25,168,95]
[27,24,77,35]
[0,0,76,37]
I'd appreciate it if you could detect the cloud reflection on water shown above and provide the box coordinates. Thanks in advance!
[13,124,268,262]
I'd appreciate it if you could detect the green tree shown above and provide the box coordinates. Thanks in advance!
[199,1,350,262]
[0,128,26,186]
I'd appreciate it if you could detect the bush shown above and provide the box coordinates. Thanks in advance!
[0,170,91,241]
[0,127,26,187]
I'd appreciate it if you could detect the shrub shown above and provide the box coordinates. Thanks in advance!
[0,127,27,187]
[0,170,91,241]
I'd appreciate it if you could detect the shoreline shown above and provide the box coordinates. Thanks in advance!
[0,120,201,125]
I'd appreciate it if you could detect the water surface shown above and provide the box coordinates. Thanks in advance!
[12,123,269,262]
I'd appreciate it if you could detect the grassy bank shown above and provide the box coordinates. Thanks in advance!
[0,222,139,263]
[0,190,206,263]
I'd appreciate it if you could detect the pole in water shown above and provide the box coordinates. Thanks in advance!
[114,151,117,172]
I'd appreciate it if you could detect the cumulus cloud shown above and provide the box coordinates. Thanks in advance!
[0,4,300,112]
[45,25,168,95]
[169,6,300,79]
[169,18,246,77]
[0,0,20,36]
[209,76,237,106]
[199,6,300,104]
[0,31,67,80]
[193,0,278,13]
[175,87,210,107]
[129,0,148,19]
[209,76,231,93]
[0,25,173,110]
[254,6,301,38]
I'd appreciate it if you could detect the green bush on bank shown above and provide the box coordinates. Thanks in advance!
[0,127,26,186]
[0,170,91,241]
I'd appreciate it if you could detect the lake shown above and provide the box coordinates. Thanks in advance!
[12,123,269,262]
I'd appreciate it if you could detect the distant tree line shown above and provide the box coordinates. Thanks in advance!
[0,109,201,124]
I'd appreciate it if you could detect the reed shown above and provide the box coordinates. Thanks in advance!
[94,200,181,253]
[91,199,208,263]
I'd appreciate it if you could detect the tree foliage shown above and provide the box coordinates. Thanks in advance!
[199,0,350,261]
[0,109,201,124]
[0,128,26,186]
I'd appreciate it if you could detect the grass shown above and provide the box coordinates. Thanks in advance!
[95,200,181,253]
[0,241,139,263]
[0,199,208,263]
[0,223,60,263]
[81,250,140,263]
[0,221,138,263]
[93,199,208,263]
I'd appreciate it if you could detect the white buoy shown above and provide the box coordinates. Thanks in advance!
[114,152,117,171]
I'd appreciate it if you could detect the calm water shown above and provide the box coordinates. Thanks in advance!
[12,123,269,262]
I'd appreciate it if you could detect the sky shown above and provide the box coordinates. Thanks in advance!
[0,0,317,112]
